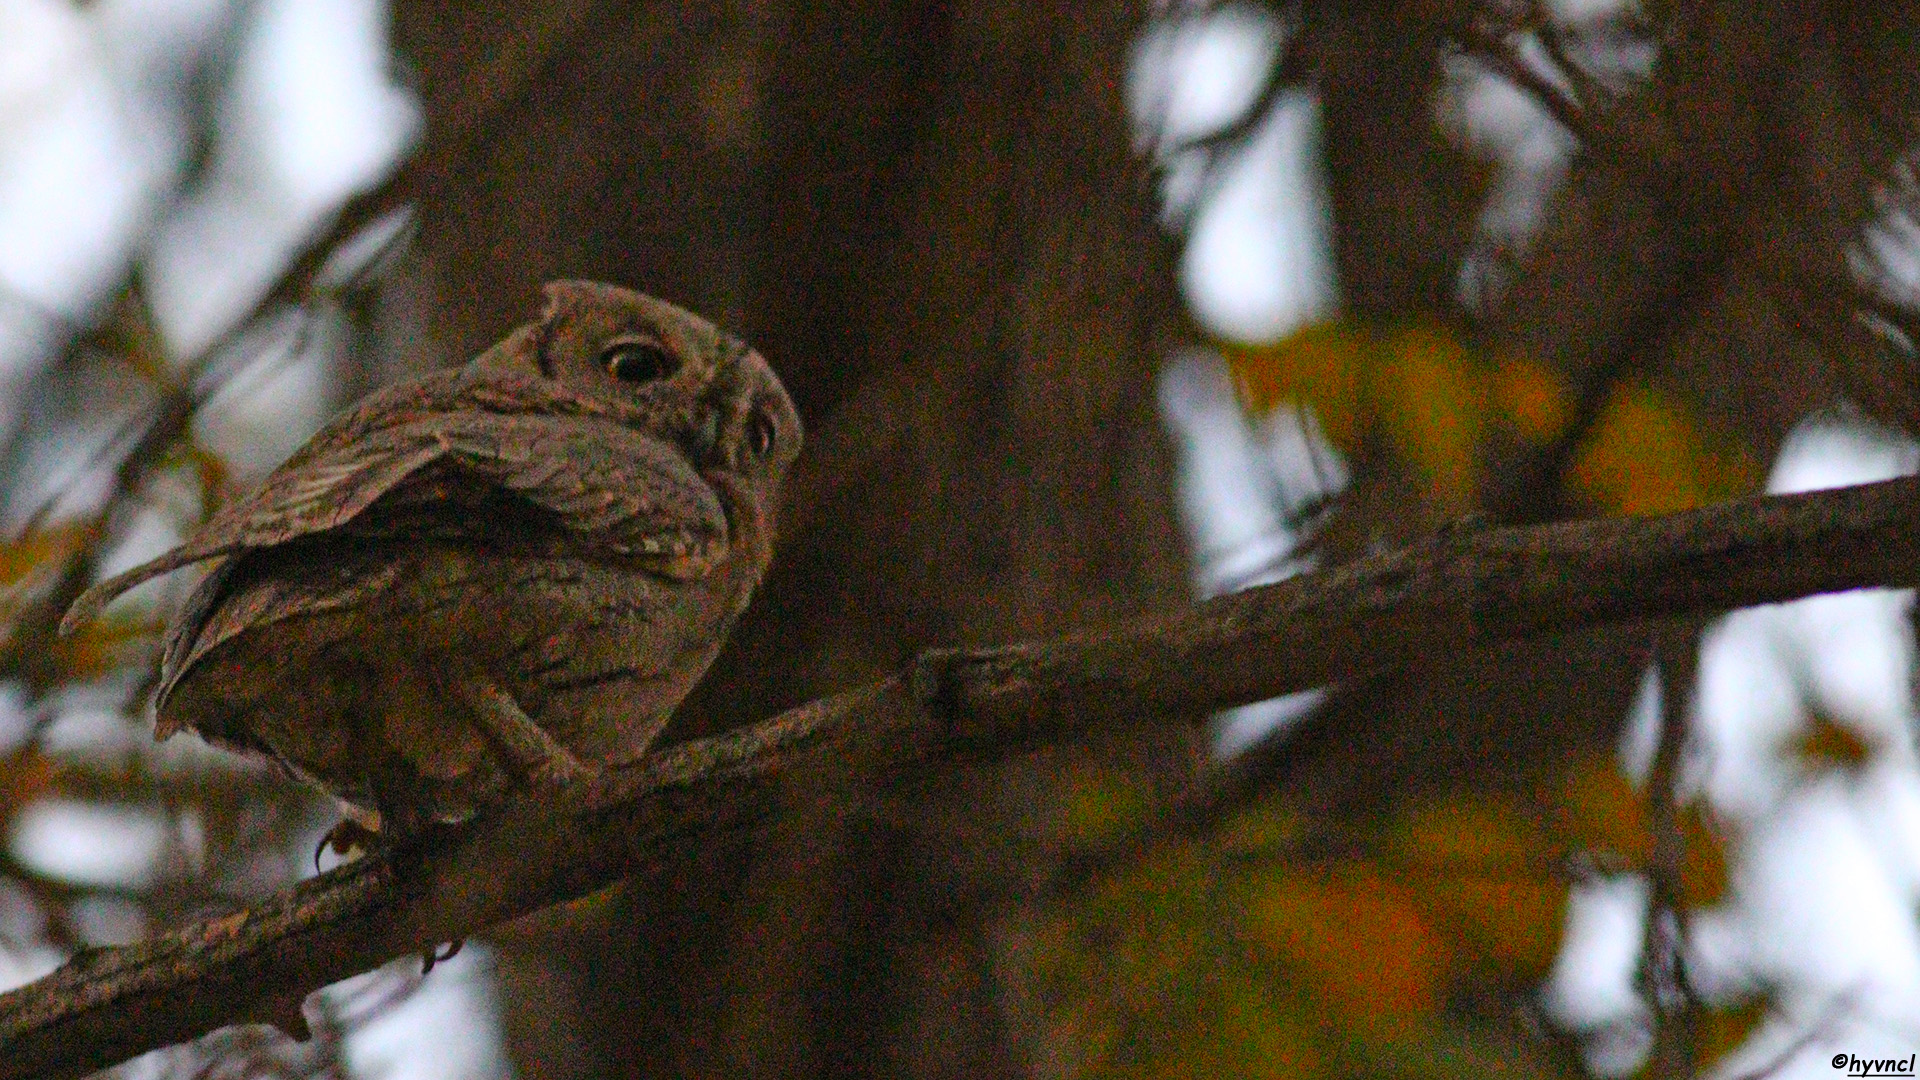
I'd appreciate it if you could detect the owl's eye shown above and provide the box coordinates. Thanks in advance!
[600,338,676,383]
[746,410,776,458]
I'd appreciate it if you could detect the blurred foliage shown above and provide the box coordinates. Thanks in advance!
[1790,712,1880,774]
[999,707,1891,1079]
[0,266,392,1073]
[1220,321,1763,518]
[1008,747,1766,1079]
[1693,995,1773,1071]
[1051,302,1920,1077]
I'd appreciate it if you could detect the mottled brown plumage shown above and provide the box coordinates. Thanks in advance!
[64,281,801,836]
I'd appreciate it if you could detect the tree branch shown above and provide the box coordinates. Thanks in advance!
[1448,21,1599,149]
[6,474,1920,1079]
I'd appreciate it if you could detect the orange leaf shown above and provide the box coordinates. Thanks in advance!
[1568,382,1705,514]
[1428,877,1567,979]
[1219,322,1368,452]
[0,526,88,587]
[1242,862,1447,1029]
[1679,800,1731,908]
[1395,793,1569,978]
[1696,995,1771,1068]
[52,615,161,680]
[0,748,54,828]
[1373,324,1488,512]
[1567,380,1761,516]
[1553,755,1649,865]
[1217,802,1303,858]
[1142,979,1322,1080]
[1790,713,1878,772]
[1394,792,1543,867]
[1492,354,1573,444]
[182,443,233,516]
[1059,762,1150,843]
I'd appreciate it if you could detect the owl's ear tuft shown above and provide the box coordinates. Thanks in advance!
[539,280,614,324]
[467,323,545,376]
[534,281,619,377]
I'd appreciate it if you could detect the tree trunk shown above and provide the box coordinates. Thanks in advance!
[388,1,1192,1074]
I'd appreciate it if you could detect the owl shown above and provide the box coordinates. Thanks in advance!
[64,281,801,842]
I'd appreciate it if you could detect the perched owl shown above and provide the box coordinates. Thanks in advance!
[64,281,801,840]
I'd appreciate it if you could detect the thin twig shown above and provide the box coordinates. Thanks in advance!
[1149,6,1315,229]
[1448,20,1598,149]
[1643,623,1702,1079]
[1526,0,1613,110]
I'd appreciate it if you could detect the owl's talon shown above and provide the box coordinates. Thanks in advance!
[530,755,596,790]
[420,938,464,976]
[314,819,380,870]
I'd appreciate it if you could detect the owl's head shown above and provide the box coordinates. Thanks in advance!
[477,280,802,501]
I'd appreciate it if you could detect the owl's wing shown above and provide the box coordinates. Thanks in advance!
[456,415,726,555]
[62,411,724,634]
